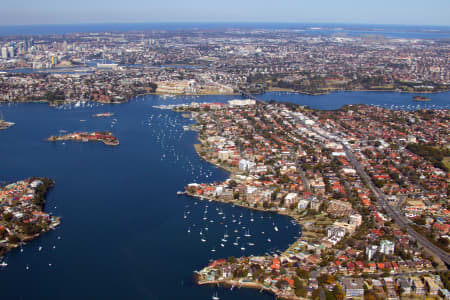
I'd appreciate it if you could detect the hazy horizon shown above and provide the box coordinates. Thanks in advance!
[0,21,450,28]
[1,0,450,27]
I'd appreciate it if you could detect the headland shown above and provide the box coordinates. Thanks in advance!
[0,178,60,257]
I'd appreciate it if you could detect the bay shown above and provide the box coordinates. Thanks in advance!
[258,90,450,110]
[0,90,448,299]
[0,95,298,300]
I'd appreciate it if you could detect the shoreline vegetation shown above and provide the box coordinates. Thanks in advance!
[0,177,60,257]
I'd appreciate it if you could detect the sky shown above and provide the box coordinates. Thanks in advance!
[1,0,449,26]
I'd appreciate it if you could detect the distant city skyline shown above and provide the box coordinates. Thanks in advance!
[1,0,450,26]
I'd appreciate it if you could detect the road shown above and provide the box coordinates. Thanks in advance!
[244,91,450,266]
[344,145,450,266]
[296,116,450,267]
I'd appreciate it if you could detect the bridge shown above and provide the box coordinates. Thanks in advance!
[238,89,266,103]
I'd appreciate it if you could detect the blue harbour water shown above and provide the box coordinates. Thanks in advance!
[0,94,299,300]
[0,91,449,299]
[258,91,450,110]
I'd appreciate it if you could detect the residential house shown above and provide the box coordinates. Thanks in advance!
[341,278,364,299]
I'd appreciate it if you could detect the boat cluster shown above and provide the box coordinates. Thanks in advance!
[0,235,62,271]
[183,201,294,257]
[144,110,215,181]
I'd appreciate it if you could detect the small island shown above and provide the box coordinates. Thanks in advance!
[92,112,114,117]
[412,95,431,102]
[47,131,119,146]
[0,178,60,256]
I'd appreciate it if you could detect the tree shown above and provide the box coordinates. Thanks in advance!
[414,215,426,226]
[311,289,321,300]
[294,277,303,289]
[3,212,13,222]
[296,268,310,279]
[23,223,42,235]
[364,292,376,300]
[325,290,337,300]
[275,279,290,290]
[8,235,20,244]
[295,287,308,297]
[318,273,335,286]
[333,284,345,300]
[227,256,237,264]
[438,237,449,247]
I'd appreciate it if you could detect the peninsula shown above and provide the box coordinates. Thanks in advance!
[47,131,119,146]
[177,100,449,299]
[0,178,60,256]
